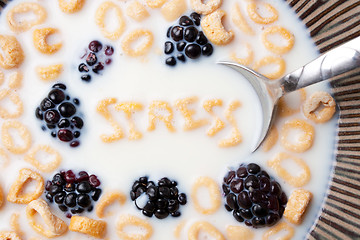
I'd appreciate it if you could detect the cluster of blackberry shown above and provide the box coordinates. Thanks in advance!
[164,13,213,66]
[45,170,102,218]
[222,163,287,228]
[35,83,83,147]
[130,176,187,219]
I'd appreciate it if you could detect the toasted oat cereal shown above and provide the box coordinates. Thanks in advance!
[96,2,125,40]
[7,3,47,32]
[230,43,254,66]
[161,0,187,22]
[10,213,24,238]
[0,183,3,208]
[262,26,295,54]
[58,0,85,13]
[203,99,225,136]
[122,29,154,57]
[0,35,25,69]
[284,189,312,224]
[24,145,62,173]
[116,214,153,240]
[2,120,31,154]
[262,126,278,152]
[0,231,21,240]
[8,71,23,89]
[115,102,143,140]
[201,10,234,46]
[263,222,294,240]
[0,89,23,119]
[191,0,222,15]
[0,147,10,168]
[69,216,107,239]
[26,199,67,238]
[148,100,176,132]
[303,91,336,123]
[219,100,242,147]
[247,2,278,24]
[96,191,127,218]
[145,0,167,8]
[7,168,44,204]
[36,64,63,81]
[126,1,149,22]
[280,119,314,153]
[268,152,311,187]
[226,225,254,240]
[33,28,62,55]
[188,221,225,240]
[253,56,286,80]
[278,89,307,117]
[175,97,208,131]
[231,3,254,35]
[191,176,221,214]
[174,220,186,238]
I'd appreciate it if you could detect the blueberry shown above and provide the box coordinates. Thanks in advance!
[89,40,103,52]
[166,57,176,66]
[93,62,104,74]
[78,63,89,72]
[40,98,55,111]
[58,119,70,128]
[170,26,184,42]
[179,15,193,26]
[59,102,76,117]
[164,41,174,54]
[48,89,65,104]
[176,42,186,51]
[65,193,77,208]
[196,31,208,45]
[71,116,84,129]
[185,44,201,59]
[86,52,97,66]
[184,27,198,42]
[44,110,60,124]
[104,45,114,56]
[35,107,43,120]
[77,194,91,208]
[202,43,213,56]
[81,74,92,82]
[190,12,201,26]
[58,129,74,142]
[77,181,92,193]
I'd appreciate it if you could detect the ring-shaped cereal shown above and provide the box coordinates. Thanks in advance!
[188,221,225,240]
[7,3,47,32]
[10,213,24,238]
[116,215,153,240]
[69,216,107,239]
[280,119,314,153]
[262,26,295,54]
[247,2,278,24]
[262,126,278,152]
[267,152,311,187]
[26,199,67,238]
[226,225,254,240]
[302,91,336,123]
[24,145,62,173]
[0,231,21,240]
[191,176,221,214]
[230,43,254,66]
[7,168,44,204]
[8,71,23,89]
[0,89,23,119]
[190,0,222,15]
[58,0,85,13]
[278,89,307,117]
[253,56,286,80]
[96,191,127,218]
[201,10,234,46]
[0,35,25,69]
[263,222,294,240]
[122,29,154,57]
[2,120,31,154]
[33,28,63,55]
[96,2,126,41]
[0,147,10,168]
[36,64,63,81]
[231,3,254,35]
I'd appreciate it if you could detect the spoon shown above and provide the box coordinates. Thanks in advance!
[219,36,360,152]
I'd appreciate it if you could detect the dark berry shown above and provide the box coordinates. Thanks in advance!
[178,193,187,205]
[237,167,248,178]
[166,57,176,66]
[89,40,103,52]
[104,45,114,56]
[105,59,112,65]
[233,210,244,222]
[58,129,73,142]
[164,41,174,54]
[89,175,101,187]
[58,119,70,128]
[81,74,91,82]
[77,194,91,208]
[78,63,89,72]
[184,27,198,42]
[65,193,77,208]
[54,192,66,204]
[71,117,84,129]
[59,102,76,117]
[190,12,201,26]
[196,31,208,45]
[59,205,68,212]
[65,170,76,183]
[46,193,53,202]
[49,184,62,195]
[86,52,97,66]
[64,183,75,192]
[52,173,65,186]
[226,193,238,210]
[45,181,52,191]
[48,89,65,104]
[53,83,66,90]
[176,41,186,51]
[179,15,193,26]
[185,44,201,59]
[230,178,243,193]
[92,188,102,201]
[154,209,169,219]
[77,181,92,193]
[70,141,80,147]
[44,110,61,124]
[35,107,43,120]
[247,163,261,174]
[40,98,55,111]
[93,62,104,74]
[202,43,213,56]
[224,171,236,184]
[170,26,184,41]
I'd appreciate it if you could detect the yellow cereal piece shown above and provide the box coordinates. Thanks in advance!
[284,189,312,224]
[191,176,221,214]
[36,64,63,81]
[33,28,62,55]
[115,102,143,140]
[0,70,4,86]
[96,191,127,218]
[203,99,225,136]
[96,2,125,40]
[161,0,187,22]
[175,96,208,131]
[280,119,314,153]
[174,220,186,238]
[122,29,154,57]
[262,126,278,152]
[145,0,166,8]
[7,3,47,32]
[226,225,254,240]
[10,213,24,238]
[188,221,225,240]
[247,2,278,24]
[2,120,31,154]
[278,89,307,117]
[268,152,311,187]
[69,216,107,239]
[0,147,10,168]
[126,1,149,22]
[303,91,336,123]
[231,3,254,35]
[263,222,294,240]
[262,26,295,55]
[191,0,222,15]
[0,89,23,119]
[58,0,85,13]
[0,35,25,69]
[219,100,242,147]
[116,214,153,240]
[7,168,44,204]
[148,100,176,132]
[8,71,23,89]
[201,10,234,46]
[0,231,21,240]
[230,43,254,66]
[0,183,3,208]
[26,199,67,238]
[24,145,62,173]
[253,56,286,80]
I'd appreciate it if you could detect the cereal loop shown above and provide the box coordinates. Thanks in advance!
[247,2,278,24]
[219,100,242,147]
[2,120,31,154]
[263,222,294,240]
[174,220,186,238]
[0,147,10,168]
[116,214,153,240]
[126,1,149,22]
[69,216,107,239]
[10,213,24,238]
[284,189,312,225]
[302,91,336,123]
[33,28,62,55]
[280,119,314,153]
[191,0,221,15]
[96,191,127,218]
[253,56,286,80]
[8,71,23,89]
[203,99,225,136]
[36,64,63,81]
[230,43,254,66]
[0,35,25,69]
[0,231,21,240]
[161,0,187,22]
[7,3,46,32]
[267,152,311,187]
[24,145,62,173]
[7,168,44,204]
[175,96,208,131]
[188,221,225,240]
[148,100,176,132]
[278,89,306,117]
[262,26,295,54]
[262,126,278,152]
[115,102,143,140]
[226,225,254,240]
[201,10,234,46]
[96,2,125,40]
[231,3,254,35]
[58,0,85,13]
[0,89,23,119]
[191,176,221,214]
[122,30,154,57]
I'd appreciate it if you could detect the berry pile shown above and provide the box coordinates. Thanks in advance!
[45,170,102,218]
[164,12,214,66]
[78,40,114,82]
[35,84,84,147]
[130,176,187,219]
[222,163,287,228]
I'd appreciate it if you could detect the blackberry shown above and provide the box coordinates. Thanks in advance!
[130,176,187,219]
[45,170,102,217]
[222,163,287,228]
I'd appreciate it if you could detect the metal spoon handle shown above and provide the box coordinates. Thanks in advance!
[280,36,360,94]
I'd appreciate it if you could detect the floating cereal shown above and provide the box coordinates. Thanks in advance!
[24,145,62,173]
[69,216,107,239]
[262,26,295,54]
[253,56,286,80]
[96,191,127,218]
[303,91,336,123]
[278,89,306,117]
[0,231,21,240]
[33,28,62,55]
[201,10,234,45]
[188,221,225,240]
[0,183,3,208]
[263,222,294,240]
[115,102,143,140]
[8,71,23,89]
[148,100,176,132]
[126,1,149,22]
[58,0,85,13]
[0,35,25,69]
[191,0,221,15]
[247,2,278,24]
[191,176,221,214]
[10,213,24,238]
[230,43,254,66]
[122,29,154,57]
[268,152,311,187]
[280,119,314,153]
[146,0,167,8]
[226,225,254,240]
[161,0,187,21]
[231,3,254,35]
[116,214,153,240]
[203,99,225,136]
[0,70,4,86]
[2,120,31,154]
[7,168,44,204]
[219,100,242,147]
[175,96,208,131]
[174,220,186,238]
[262,126,278,152]
[7,3,46,32]
[284,189,312,224]
[0,147,10,168]
[36,64,63,81]
[96,2,125,40]
[0,89,23,119]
